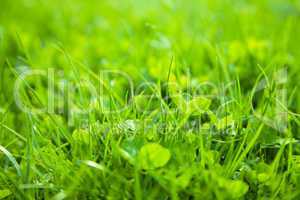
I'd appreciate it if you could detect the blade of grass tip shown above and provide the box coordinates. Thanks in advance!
[165,55,174,109]
[75,60,125,105]
[275,97,300,117]
[0,122,27,142]
[257,64,270,88]
[15,32,32,65]
[138,74,174,121]
[216,46,234,96]
[6,59,71,142]
[53,44,85,106]
[249,64,270,105]
[135,74,155,118]
[6,59,45,107]
[0,145,22,176]
[152,56,174,130]
[5,59,43,108]
[81,160,105,171]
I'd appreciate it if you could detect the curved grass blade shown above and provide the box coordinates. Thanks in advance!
[0,145,22,176]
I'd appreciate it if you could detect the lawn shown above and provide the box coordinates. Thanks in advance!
[0,0,300,199]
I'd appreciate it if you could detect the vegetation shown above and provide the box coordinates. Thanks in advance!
[0,0,300,199]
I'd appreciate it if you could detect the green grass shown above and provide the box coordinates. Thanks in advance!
[0,0,300,199]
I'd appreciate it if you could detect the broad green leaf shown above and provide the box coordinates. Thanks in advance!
[138,143,171,170]
[257,173,270,183]
[122,137,145,158]
[119,137,145,164]
[134,95,148,110]
[227,180,249,198]
[0,189,12,199]
[176,171,192,189]
[219,178,249,198]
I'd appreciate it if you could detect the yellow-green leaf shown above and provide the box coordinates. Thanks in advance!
[138,143,171,170]
[0,189,12,199]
